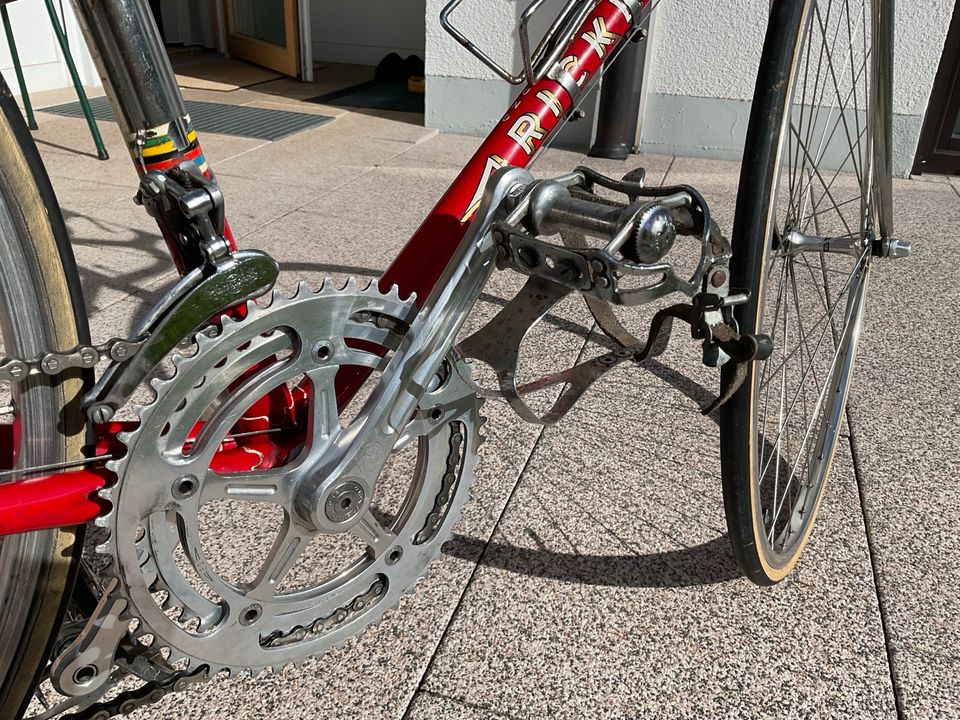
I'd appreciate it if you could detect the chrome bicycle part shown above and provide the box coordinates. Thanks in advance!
[292,167,529,538]
[440,0,645,86]
[498,166,725,306]
[0,337,144,385]
[83,251,279,423]
[96,280,483,674]
[456,165,772,425]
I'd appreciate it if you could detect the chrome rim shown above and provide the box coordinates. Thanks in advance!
[753,0,878,562]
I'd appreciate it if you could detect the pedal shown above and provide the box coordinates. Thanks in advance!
[456,165,773,423]
[494,166,727,307]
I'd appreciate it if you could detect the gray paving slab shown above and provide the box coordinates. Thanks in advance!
[213,114,430,194]
[406,690,515,719]
[844,176,960,718]
[27,93,948,718]
[59,200,176,316]
[418,328,897,719]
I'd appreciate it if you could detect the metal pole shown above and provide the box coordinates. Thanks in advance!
[589,24,649,160]
[66,0,188,140]
[43,0,109,159]
[1,5,37,130]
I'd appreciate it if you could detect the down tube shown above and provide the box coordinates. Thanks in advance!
[380,0,647,302]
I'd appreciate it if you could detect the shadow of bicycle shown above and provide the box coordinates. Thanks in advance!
[443,532,741,588]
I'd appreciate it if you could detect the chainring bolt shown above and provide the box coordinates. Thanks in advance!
[312,340,335,364]
[172,474,200,500]
[239,603,263,626]
[324,481,365,523]
[386,546,404,565]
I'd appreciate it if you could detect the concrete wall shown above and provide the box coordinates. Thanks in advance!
[312,0,427,66]
[640,0,954,176]
[0,0,100,96]
[424,0,955,176]
[424,0,598,147]
[424,0,517,135]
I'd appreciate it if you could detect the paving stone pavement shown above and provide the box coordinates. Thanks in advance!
[24,74,959,719]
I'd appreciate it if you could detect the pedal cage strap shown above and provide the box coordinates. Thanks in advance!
[457,277,751,424]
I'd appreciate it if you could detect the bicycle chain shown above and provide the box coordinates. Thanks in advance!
[0,337,145,383]
[59,666,209,720]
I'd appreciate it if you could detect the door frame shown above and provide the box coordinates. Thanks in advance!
[222,0,301,77]
[913,1,960,175]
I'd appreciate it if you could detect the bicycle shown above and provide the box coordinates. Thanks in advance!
[0,0,903,717]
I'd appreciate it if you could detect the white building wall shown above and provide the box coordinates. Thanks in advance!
[424,0,517,134]
[0,0,100,96]
[425,0,955,176]
[312,0,427,66]
[642,0,954,176]
[424,0,598,146]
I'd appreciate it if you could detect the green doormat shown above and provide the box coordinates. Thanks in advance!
[308,80,424,114]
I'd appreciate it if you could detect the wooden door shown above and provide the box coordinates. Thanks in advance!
[224,0,300,78]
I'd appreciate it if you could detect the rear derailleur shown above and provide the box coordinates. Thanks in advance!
[457,165,773,423]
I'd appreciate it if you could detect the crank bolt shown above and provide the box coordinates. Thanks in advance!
[239,603,263,626]
[325,481,365,523]
[386,547,404,566]
[312,340,335,364]
[172,474,199,500]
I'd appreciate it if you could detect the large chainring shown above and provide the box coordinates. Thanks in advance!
[97,280,482,675]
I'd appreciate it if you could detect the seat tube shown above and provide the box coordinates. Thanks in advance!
[67,0,235,269]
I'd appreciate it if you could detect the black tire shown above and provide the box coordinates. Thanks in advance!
[721,0,893,585]
[0,76,90,719]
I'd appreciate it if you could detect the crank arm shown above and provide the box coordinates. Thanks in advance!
[50,578,128,697]
[83,249,279,422]
[301,167,534,504]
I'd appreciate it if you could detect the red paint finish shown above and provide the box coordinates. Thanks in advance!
[0,470,106,535]
[381,0,642,303]
[0,1,644,536]
[0,421,295,535]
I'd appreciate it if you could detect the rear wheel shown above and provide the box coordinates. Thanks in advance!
[721,0,894,585]
[0,78,89,718]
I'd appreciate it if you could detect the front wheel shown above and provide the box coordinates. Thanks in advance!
[721,0,894,585]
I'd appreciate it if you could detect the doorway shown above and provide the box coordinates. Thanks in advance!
[913,1,960,175]
[223,0,300,77]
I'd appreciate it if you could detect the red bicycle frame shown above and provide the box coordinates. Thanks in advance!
[0,0,645,535]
